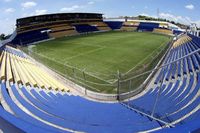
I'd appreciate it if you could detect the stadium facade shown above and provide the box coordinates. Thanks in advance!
[0,12,199,133]
[11,13,183,45]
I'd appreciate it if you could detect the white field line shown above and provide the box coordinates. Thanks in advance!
[30,44,116,81]
[33,42,115,76]
[64,47,105,61]
[28,49,113,84]
[28,37,168,85]
[30,45,61,54]
[109,42,167,84]
[124,41,167,76]
[77,41,106,48]
[30,41,105,57]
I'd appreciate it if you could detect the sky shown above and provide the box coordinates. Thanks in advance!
[0,0,200,34]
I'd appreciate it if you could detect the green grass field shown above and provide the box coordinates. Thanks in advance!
[22,31,171,93]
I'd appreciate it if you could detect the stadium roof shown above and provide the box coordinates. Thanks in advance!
[17,12,103,20]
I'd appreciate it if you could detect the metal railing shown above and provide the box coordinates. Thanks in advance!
[19,40,169,96]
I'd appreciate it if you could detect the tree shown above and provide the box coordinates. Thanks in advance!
[0,34,6,40]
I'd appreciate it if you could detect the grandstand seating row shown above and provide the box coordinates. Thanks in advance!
[50,25,74,32]
[49,24,77,38]
[173,30,183,35]
[0,82,163,133]
[12,22,111,45]
[72,22,111,31]
[138,22,160,32]
[120,26,137,31]
[153,28,173,36]
[94,22,111,31]
[0,46,69,92]
[0,34,199,132]
[120,22,139,31]
[12,28,50,45]
[107,21,176,36]
[172,35,192,48]
[4,46,26,58]
[12,21,177,45]
[154,35,200,84]
[49,30,78,38]
[74,24,99,33]
[17,23,75,34]
[0,46,161,132]
[129,72,200,126]
[105,21,124,30]
[124,34,200,132]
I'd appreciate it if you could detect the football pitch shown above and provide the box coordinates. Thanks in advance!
[22,31,171,93]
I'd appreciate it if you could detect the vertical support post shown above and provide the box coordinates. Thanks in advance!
[64,62,67,78]
[128,80,132,105]
[83,71,86,80]
[73,67,76,80]
[83,70,87,95]
[63,63,68,85]
[117,70,121,101]
[151,66,165,117]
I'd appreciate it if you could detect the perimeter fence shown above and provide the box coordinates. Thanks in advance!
[20,40,171,97]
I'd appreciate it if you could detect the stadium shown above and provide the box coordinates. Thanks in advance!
[0,1,200,133]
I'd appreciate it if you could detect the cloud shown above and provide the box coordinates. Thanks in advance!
[60,5,80,12]
[4,8,15,13]
[185,4,194,10]
[3,0,12,2]
[21,1,37,9]
[159,12,188,24]
[34,9,47,15]
[140,12,200,28]
[0,18,15,34]
[22,9,48,17]
[60,1,97,12]
[88,1,95,5]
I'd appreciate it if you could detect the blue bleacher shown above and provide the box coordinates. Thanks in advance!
[104,21,123,30]
[74,24,99,33]
[173,30,183,35]
[11,29,49,45]
[0,83,64,133]
[138,22,159,32]
[128,71,200,128]
[0,84,160,133]
[126,34,200,132]
[0,105,53,133]
[154,35,200,84]
[155,118,200,133]
[4,46,26,58]
[0,33,200,133]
